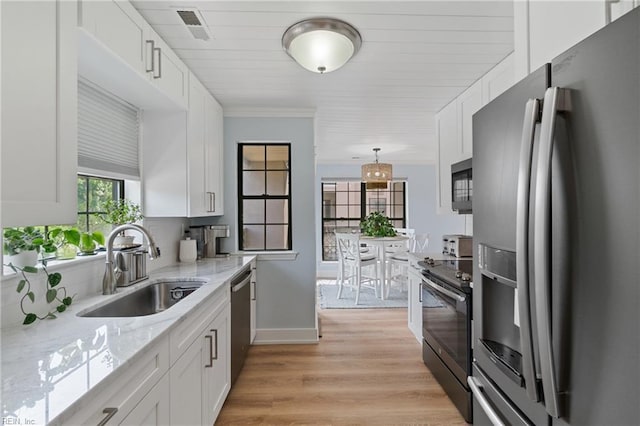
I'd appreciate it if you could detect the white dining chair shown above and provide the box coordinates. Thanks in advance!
[387,229,423,296]
[335,232,380,304]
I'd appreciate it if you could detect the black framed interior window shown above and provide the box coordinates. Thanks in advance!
[76,174,124,235]
[238,143,292,250]
[321,181,406,261]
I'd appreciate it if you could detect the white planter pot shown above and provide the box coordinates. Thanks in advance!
[113,235,135,248]
[5,250,38,268]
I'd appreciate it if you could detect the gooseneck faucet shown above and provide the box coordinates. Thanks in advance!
[102,224,161,295]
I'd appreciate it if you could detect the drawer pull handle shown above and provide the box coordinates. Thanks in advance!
[153,47,162,79]
[145,40,155,73]
[211,329,218,360]
[204,334,213,368]
[98,407,118,426]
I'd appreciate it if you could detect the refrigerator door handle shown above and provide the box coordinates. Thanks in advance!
[516,98,541,403]
[533,86,570,418]
[468,376,506,426]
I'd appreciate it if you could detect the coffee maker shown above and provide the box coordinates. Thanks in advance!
[189,225,229,258]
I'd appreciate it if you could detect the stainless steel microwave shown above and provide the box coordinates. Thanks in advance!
[451,158,472,213]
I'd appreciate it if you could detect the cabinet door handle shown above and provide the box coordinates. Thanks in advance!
[153,47,162,79]
[97,407,118,426]
[204,334,213,368]
[211,329,218,360]
[207,192,215,212]
[145,40,155,73]
[251,280,256,301]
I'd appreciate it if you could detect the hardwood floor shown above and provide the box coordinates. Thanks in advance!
[216,309,467,425]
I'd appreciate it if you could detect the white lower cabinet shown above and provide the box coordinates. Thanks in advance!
[57,338,170,425]
[250,260,257,343]
[170,302,230,425]
[204,306,230,424]
[122,374,170,425]
[407,257,423,343]
[59,285,232,426]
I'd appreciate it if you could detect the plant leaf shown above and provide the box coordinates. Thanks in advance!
[56,305,67,313]
[63,297,73,306]
[27,292,35,303]
[23,313,37,325]
[23,266,38,274]
[48,272,62,287]
[16,280,26,293]
[64,229,81,246]
[92,232,105,246]
[46,289,57,303]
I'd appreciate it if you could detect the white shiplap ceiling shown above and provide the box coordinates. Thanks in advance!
[132,1,514,164]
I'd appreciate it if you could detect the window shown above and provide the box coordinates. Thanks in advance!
[321,181,406,261]
[238,143,292,250]
[76,175,124,235]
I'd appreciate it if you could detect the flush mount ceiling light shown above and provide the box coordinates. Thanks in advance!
[362,148,393,189]
[282,17,362,74]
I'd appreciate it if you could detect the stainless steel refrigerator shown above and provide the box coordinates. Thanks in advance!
[470,8,639,426]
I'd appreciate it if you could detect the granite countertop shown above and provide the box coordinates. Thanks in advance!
[1,255,255,425]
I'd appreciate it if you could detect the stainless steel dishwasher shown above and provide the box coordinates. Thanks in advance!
[230,268,251,386]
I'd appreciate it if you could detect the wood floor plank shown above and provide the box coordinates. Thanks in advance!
[215,308,467,425]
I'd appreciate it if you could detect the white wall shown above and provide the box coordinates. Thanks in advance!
[315,163,467,277]
[200,116,317,340]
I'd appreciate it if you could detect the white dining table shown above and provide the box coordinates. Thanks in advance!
[360,235,409,300]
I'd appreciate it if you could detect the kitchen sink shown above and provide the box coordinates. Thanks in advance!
[79,279,206,318]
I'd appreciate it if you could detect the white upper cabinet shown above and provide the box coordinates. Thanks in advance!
[482,53,515,104]
[435,53,514,215]
[456,80,483,158]
[79,0,147,75]
[205,93,225,215]
[1,0,78,227]
[78,0,187,109]
[188,76,224,217]
[144,26,189,108]
[514,0,638,78]
[142,72,224,218]
[435,101,459,214]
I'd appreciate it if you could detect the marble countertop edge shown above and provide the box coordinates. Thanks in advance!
[1,255,256,425]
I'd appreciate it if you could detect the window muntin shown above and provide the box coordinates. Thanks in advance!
[238,144,292,251]
[76,175,124,235]
[321,181,406,261]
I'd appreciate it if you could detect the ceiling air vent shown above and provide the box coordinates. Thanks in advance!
[176,8,211,41]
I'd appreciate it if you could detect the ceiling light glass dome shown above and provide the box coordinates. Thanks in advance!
[282,17,362,74]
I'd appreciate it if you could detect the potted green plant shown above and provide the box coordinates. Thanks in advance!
[78,231,105,255]
[360,211,397,237]
[3,227,56,267]
[101,199,143,247]
[48,228,81,260]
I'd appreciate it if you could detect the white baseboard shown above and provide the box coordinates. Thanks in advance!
[253,327,319,344]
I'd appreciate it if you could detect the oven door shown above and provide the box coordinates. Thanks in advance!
[422,274,471,385]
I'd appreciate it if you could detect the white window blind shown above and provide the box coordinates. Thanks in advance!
[78,80,140,177]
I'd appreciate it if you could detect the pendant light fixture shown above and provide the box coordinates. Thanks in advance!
[362,148,393,189]
[282,17,362,74]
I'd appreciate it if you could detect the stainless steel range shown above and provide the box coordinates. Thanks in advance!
[419,256,473,423]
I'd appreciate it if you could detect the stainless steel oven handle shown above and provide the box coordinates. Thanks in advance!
[423,278,465,302]
[516,97,541,402]
[468,377,506,426]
